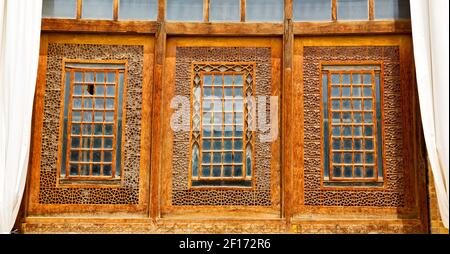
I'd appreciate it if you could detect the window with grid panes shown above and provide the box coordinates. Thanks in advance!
[190,64,255,188]
[322,65,383,187]
[59,62,125,183]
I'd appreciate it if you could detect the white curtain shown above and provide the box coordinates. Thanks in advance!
[0,0,42,233]
[410,0,449,229]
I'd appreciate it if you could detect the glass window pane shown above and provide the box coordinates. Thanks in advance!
[374,0,410,20]
[82,0,114,20]
[246,0,284,22]
[210,0,240,22]
[337,0,368,20]
[293,0,331,21]
[119,0,158,20]
[42,0,77,18]
[166,0,203,21]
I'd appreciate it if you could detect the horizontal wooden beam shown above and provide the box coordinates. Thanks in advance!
[165,22,284,36]
[41,19,159,34]
[294,20,411,35]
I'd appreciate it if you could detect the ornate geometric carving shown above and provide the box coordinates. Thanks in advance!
[172,47,272,206]
[38,43,144,204]
[303,46,406,207]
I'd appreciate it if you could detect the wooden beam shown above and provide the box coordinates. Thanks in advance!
[204,0,210,22]
[332,0,337,21]
[240,0,246,22]
[369,0,375,20]
[77,0,82,19]
[157,0,165,21]
[150,22,166,220]
[293,20,412,35]
[113,0,119,21]
[165,22,284,35]
[41,19,159,34]
[285,0,293,20]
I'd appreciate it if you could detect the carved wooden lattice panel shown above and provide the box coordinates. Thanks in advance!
[38,43,143,204]
[303,46,407,207]
[172,47,273,206]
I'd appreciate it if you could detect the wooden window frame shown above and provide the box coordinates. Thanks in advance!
[320,61,386,189]
[57,59,128,186]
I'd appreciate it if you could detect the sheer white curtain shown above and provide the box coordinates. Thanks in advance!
[410,0,449,229]
[0,0,42,233]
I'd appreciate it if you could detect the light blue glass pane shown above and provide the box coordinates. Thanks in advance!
[73,98,82,109]
[337,0,368,20]
[246,0,283,22]
[96,85,105,95]
[104,165,112,176]
[210,0,240,22]
[83,112,93,122]
[95,98,104,109]
[80,164,90,175]
[104,138,113,148]
[354,112,362,123]
[344,166,352,177]
[344,153,352,163]
[342,112,351,123]
[106,85,115,96]
[364,112,373,123]
[43,0,77,18]
[363,87,372,97]
[332,100,340,109]
[224,140,232,150]
[70,151,79,162]
[106,98,114,109]
[204,87,213,97]
[366,166,374,177]
[72,111,81,122]
[234,152,242,163]
[352,74,361,83]
[342,74,351,84]
[365,139,374,150]
[376,73,383,178]
[203,128,211,137]
[213,140,222,150]
[331,74,340,84]
[342,87,351,96]
[223,75,233,86]
[96,72,105,83]
[235,75,243,85]
[94,112,103,122]
[93,151,101,162]
[333,166,342,177]
[353,100,362,110]
[331,87,340,97]
[293,0,331,21]
[332,112,341,123]
[213,115,222,125]
[203,101,213,111]
[167,0,203,21]
[343,139,352,149]
[333,153,341,163]
[364,99,373,110]
[82,0,114,19]
[213,101,222,111]
[202,152,211,163]
[93,138,102,148]
[94,124,103,135]
[74,85,83,95]
[92,165,101,176]
[234,88,243,97]
[223,101,232,111]
[106,72,116,83]
[224,152,233,163]
[81,151,90,162]
[235,139,243,150]
[363,74,372,84]
[355,166,363,177]
[204,75,213,86]
[85,72,94,82]
[234,113,243,124]
[354,126,362,136]
[354,139,362,150]
[352,87,361,97]
[214,88,223,97]
[105,112,114,122]
[375,0,410,20]
[224,166,232,177]
[234,100,243,112]
[354,153,362,163]
[119,0,157,20]
[213,153,222,163]
[224,113,233,124]
[84,98,93,108]
[202,139,211,150]
[332,126,340,136]
[342,100,351,110]
[224,88,233,97]
[201,165,210,177]
[105,124,114,135]
[364,126,373,136]
[82,124,92,135]
[235,165,243,177]
[70,164,78,175]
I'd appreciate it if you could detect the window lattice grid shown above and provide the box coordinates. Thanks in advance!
[199,73,246,179]
[326,70,381,182]
[65,68,123,179]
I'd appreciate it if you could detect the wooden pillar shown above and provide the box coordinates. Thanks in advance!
[282,0,294,226]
